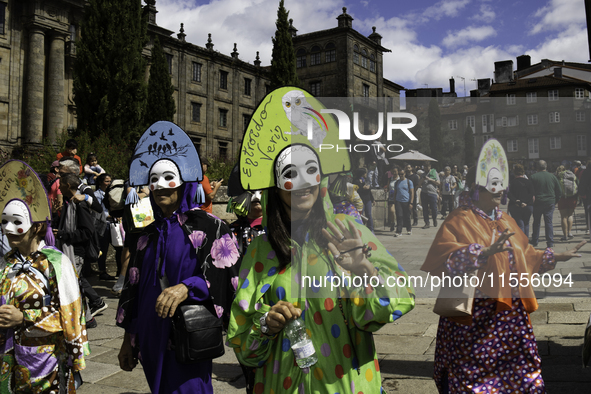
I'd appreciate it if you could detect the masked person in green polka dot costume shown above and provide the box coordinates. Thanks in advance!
[227,144,415,394]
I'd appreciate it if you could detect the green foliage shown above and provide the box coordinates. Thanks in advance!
[203,155,237,185]
[145,36,176,127]
[13,130,133,180]
[269,0,300,90]
[14,133,68,176]
[428,99,443,163]
[73,0,148,141]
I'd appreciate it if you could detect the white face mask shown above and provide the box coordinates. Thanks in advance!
[275,146,320,191]
[149,160,183,191]
[2,200,32,235]
[251,191,262,202]
[486,168,505,193]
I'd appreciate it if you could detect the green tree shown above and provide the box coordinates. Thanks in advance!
[269,0,300,89]
[73,0,147,141]
[145,36,176,127]
[428,99,443,163]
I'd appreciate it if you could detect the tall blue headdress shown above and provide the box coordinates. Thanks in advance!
[128,121,205,204]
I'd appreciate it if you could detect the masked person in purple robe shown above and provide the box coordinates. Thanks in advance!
[116,121,240,394]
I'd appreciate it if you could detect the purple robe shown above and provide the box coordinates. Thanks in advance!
[117,182,240,394]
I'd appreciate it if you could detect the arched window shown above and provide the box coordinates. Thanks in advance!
[370,53,376,72]
[325,42,336,63]
[353,44,360,65]
[296,48,307,68]
[310,45,321,66]
[361,49,368,69]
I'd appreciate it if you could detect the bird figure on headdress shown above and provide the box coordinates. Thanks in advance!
[282,89,328,148]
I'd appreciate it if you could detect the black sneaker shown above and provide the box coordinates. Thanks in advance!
[90,300,108,317]
[86,317,98,329]
[422,224,430,229]
[99,272,117,281]
[433,219,438,227]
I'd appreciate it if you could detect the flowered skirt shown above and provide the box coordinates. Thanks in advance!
[0,331,77,393]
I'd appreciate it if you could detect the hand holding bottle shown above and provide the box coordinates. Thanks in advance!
[265,301,301,335]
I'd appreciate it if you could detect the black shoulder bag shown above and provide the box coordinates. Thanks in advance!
[158,259,225,364]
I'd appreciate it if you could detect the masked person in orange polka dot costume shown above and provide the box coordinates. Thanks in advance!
[421,140,585,393]
[227,144,415,394]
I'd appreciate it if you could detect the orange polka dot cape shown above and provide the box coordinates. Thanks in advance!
[227,177,415,393]
[421,195,549,325]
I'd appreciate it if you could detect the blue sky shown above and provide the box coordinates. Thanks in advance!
[155,0,588,95]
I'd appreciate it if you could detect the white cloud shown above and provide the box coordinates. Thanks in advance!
[442,26,496,48]
[422,0,471,20]
[530,0,585,35]
[526,25,589,64]
[152,0,590,98]
[472,4,495,23]
[387,45,518,94]
[156,0,343,64]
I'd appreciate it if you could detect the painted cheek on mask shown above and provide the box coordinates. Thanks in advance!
[275,146,321,192]
[1,201,32,236]
[149,160,183,191]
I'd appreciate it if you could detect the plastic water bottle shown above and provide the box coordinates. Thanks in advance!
[285,317,318,368]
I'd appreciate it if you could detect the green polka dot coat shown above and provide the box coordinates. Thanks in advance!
[227,180,415,394]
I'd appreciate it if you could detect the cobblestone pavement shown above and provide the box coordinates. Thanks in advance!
[78,206,591,393]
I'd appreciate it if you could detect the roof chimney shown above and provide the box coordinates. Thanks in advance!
[206,33,214,51]
[254,51,261,67]
[554,67,562,78]
[145,0,158,25]
[516,55,531,72]
[177,23,186,41]
[478,78,491,96]
[368,26,382,45]
[288,19,298,37]
[337,7,353,28]
[494,60,513,83]
[449,77,455,95]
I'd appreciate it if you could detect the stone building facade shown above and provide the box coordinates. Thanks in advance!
[292,7,402,133]
[436,57,591,170]
[0,0,83,149]
[3,1,403,160]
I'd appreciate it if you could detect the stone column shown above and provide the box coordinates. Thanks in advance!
[24,27,46,144]
[47,33,66,143]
